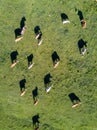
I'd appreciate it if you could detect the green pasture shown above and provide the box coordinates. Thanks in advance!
[0,0,97,130]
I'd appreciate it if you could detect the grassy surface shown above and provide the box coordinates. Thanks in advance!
[0,0,97,130]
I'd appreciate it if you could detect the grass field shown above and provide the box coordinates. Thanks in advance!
[0,0,97,130]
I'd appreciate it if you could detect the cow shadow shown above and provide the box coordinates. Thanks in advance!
[32,87,39,105]
[10,50,18,64]
[14,28,21,39]
[68,93,81,108]
[44,73,53,93]
[34,26,40,35]
[32,114,40,129]
[27,54,34,69]
[61,13,70,24]
[34,26,42,45]
[44,73,52,87]
[14,16,26,39]
[77,10,86,28]
[78,39,87,55]
[19,79,26,94]
[77,10,84,21]
[52,51,60,68]
[20,16,26,30]
[61,13,68,21]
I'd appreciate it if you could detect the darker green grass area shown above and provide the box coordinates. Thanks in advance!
[0,0,97,130]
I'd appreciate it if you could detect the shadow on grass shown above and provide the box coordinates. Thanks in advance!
[32,114,40,130]
[34,26,40,35]
[44,73,53,93]
[14,28,21,39]
[77,10,84,21]
[14,16,26,39]
[20,16,26,30]
[68,93,81,108]
[32,87,39,105]
[61,13,70,24]
[34,26,42,45]
[27,54,34,68]
[52,51,60,68]
[10,50,18,64]
[44,73,52,87]
[19,79,26,94]
[78,39,87,55]
[77,10,86,28]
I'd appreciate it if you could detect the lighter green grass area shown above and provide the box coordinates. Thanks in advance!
[0,0,97,130]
